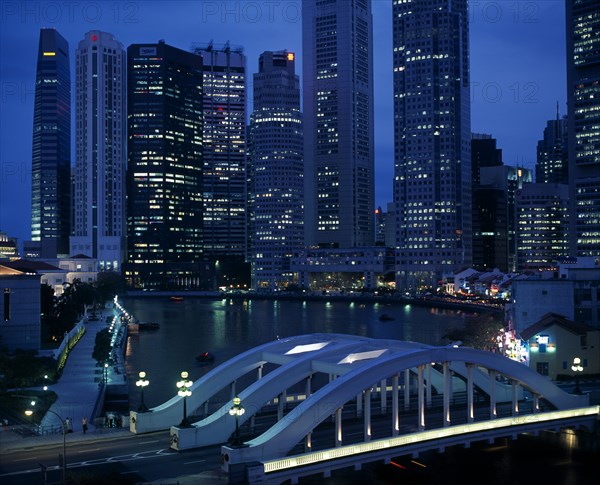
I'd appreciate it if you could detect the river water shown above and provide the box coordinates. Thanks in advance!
[121,296,476,407]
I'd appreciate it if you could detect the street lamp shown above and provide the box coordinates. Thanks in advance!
[228,396,245,445]
[176,371,193,427]
[25,405,67,485]
[104,363,109,384]
[571,357,583,394]
[136,371,150,412]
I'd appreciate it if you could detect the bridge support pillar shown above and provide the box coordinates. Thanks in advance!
[512,381,519,417]
[533,393,540,413]
[404,369,410,411]
[381,378,387,414]
[418,364,425,431]
[443,362,451,427]
[364,388,372,441]
[305,432,312,452]
[335,407,343,447]
[305,375,312,400]
[230,381,236,401]
[467,363,474,423]
[257,364,263,381]
[489,370,497,419]
[426,363,432,408]
[392,374,399,436]
[278,392,285,420]
[204,400,209,417]
[356,392,363,417]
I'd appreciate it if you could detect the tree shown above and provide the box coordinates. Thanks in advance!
[444,313,505,351]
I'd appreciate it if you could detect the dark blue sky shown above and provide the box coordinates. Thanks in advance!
[0,1,566,245]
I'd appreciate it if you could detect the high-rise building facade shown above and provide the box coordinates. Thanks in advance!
[71,31,126,271]
[393,0,472,290]
[31,28,71,258]
[516,183,570,271]
[192,44,247,262]
[471,133,502,185]
[125,41,205,289]
[536,110,568,184]
[480,165,533,272]
[566,0,600,256]
[248,51,303,289]
[302,0,375,248]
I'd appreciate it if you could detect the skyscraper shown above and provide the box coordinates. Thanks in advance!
[516,183,569,271]
[566,0,600,257]
[125,41,205,289]
[393,0,472,290]
[248,51,303,289]
[71,31,126,271]
[302,0,375,248]
[31,28,71,258]
[192,43,247,263]
[536,109,568,184]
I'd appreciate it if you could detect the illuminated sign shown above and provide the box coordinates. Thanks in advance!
[537,335,549,344]
[140,47,157,56]
[43,52,56,57]
[287,52,295,61]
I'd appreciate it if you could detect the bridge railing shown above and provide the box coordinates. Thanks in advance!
[258,405,599,474]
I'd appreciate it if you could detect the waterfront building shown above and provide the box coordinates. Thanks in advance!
[0,232,19,260]
[511,258,600,332]
[248,51,304,289]
[192,43,247,263]
[472,133,502,186]
[536,111,568,184]
[521,313,600,379]
[566,0,600,257]
[393,0,472,291]
[125,41,205,289]
[302,0,375,248]
[479,165,533,272]
[515,183,570,271]
[0,265,41,351]
[291,247,395,291]
[30,28,71,258]
[70,31,126,271]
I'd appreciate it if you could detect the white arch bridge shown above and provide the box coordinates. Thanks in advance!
[130,334,596,482]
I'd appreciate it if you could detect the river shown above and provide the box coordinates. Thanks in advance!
[121,296,480,407]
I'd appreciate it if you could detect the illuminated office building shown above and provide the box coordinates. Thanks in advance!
[71,31,126,271]
[192,43,247,262]
[536,110,568,184]
[31,28,71,258]
[125,41,205,289]
[248,51,303,289]
[302,0,375,248]
[393,0,472,290]
[566,0,600,256]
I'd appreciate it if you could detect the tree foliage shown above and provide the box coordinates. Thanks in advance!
[444,313,505,351]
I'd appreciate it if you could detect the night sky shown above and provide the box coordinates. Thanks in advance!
[0,1,567,245]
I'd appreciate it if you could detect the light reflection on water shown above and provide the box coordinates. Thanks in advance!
[122,296,486,408]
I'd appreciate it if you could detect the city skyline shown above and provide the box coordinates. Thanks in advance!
[1,1,568,245]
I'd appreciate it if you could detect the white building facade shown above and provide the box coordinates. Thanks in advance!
[71,31,126,271]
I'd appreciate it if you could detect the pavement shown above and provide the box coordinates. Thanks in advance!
[1,304,227,484]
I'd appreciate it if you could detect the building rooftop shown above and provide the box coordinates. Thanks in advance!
[520,312,596,340]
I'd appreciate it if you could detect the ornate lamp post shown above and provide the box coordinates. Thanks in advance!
[571,357,583,394]
[26,404,67,485]
[176,371,193,427]
[136,371,150,412]
[228,396,245,445]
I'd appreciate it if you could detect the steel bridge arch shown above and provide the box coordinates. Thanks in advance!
[239,346,588,462]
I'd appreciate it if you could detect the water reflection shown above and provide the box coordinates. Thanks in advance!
[123,296,487,407]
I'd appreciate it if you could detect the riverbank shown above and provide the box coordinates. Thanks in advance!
[126,290,504,314]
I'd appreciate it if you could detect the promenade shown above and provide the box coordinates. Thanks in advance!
[2,305,128,450]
